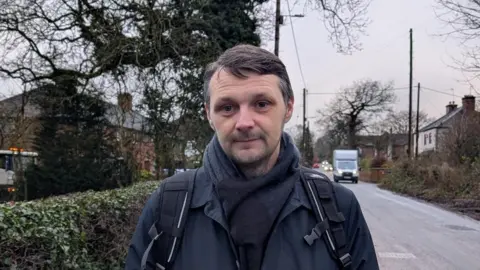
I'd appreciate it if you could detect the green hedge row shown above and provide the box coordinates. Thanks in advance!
[0,181,159,269]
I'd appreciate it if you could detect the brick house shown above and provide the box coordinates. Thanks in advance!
[356,135,378,159]
[357,133,408,160]
[0,90,155,172]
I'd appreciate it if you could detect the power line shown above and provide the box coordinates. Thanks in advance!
[307,87,410,95]
[285,0,309,155]
[424,96,442,114]
[285,0,306,90]
[421,86,463,98]
[307,85,475,98]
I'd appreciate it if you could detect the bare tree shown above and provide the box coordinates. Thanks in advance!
[314,134,333,161]
[286,124,303,148]
[255,1,276,45]
[435,0,480,91]
[317,79,397,148]
[288,124,315,154]
[0,0,269,175]
[176,114,213,167]
[286,125,301,140]
[301,0,372,54]
[0,0,110,87]
[136,62,185,179]
[0,0,262,85]
[440,112,480,165]
[373,110,435,135]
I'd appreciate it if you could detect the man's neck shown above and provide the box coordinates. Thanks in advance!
[241,163,272,178]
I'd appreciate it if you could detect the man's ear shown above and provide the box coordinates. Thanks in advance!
[205,103,215,130]
[284,97,294,123]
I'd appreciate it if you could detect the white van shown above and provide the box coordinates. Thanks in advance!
[332,149,359,183]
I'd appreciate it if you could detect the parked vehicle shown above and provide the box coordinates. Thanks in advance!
[332,149,359,183]
[0,149,38,185]
[0,148,38,202]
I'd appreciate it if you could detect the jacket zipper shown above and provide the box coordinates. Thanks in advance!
[226,227,241,269]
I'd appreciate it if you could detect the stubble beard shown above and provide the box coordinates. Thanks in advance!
[232,137,282,179]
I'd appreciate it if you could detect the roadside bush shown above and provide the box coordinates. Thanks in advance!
[379,158,480,203]
[0,180,158,269]
[370,156,387,168]
[359,158,371,169]
[379,114,480,220]
[139,169,154,182]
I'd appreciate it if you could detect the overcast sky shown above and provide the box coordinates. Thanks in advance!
[267,0,478,133]
[0,0,477,136]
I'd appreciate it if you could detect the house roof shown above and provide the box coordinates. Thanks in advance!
[0,90,43,118]
[389,133,408,145]
[357,135,378,147]
[104,103,149,132]
[418,107,463,132]
[357,133,408,147]
[0,90,149,132]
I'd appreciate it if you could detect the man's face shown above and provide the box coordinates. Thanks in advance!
[205,70,294,166]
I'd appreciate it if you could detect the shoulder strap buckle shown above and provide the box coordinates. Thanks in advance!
[339,253,353,268]
[304,219,329,246]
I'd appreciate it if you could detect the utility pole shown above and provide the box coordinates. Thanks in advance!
[408,28,413,159]
[302,88,307,153]
[274,1,304,56]
[415,82,420,159]
[274,0,281,56]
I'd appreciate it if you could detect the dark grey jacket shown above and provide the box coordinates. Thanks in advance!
[125,168,379,270]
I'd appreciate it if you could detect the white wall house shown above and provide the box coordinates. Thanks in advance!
[414,128,438,154]
[414,95,476,155]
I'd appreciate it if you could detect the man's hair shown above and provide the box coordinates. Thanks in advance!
[203,44,294,105]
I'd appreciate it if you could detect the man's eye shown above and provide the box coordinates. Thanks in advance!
[257,101,270,109]
[223,105,233,112]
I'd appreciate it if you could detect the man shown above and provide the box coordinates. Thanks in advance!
[125,44,379,270]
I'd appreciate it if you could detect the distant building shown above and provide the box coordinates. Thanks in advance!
[414,95,478,155]
[357,133,408,160]
[0,89,155,171]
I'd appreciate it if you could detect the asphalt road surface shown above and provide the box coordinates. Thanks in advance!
[320,170,480,270]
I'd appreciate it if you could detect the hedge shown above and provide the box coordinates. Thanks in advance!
[0,180,159,269]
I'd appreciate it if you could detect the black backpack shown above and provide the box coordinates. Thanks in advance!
[140,167,352,270]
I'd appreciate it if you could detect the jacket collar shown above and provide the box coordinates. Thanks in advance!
[190,166,312,211]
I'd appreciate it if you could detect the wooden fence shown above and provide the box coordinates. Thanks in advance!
[359,168,392,183]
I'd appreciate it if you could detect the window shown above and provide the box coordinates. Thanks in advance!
[424,133,428,145]
[428,133,432,144]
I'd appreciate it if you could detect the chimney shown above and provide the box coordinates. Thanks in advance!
[462,95,476,114]
[118,92,133,112]
[446,101,458,114]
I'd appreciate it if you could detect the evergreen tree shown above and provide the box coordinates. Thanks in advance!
[141,0,267,177]
[303,125,315,166]
[19,79,126,200]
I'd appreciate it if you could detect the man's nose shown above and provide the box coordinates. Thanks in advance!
[235,106,255,131]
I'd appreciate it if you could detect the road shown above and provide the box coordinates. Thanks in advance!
[320,170,480,270]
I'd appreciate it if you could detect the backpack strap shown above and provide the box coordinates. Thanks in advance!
[300,167,352,270]
[141,169,197,270]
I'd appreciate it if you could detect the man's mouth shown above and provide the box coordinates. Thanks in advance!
[235,138,259,143]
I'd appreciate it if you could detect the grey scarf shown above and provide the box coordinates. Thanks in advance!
[203,132,301,270]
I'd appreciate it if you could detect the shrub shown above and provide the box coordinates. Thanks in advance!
[139,169,154,182]
[379,159,480,203]
[0,180,158,269]
[370,156,387,168]
[359,158,371,170]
